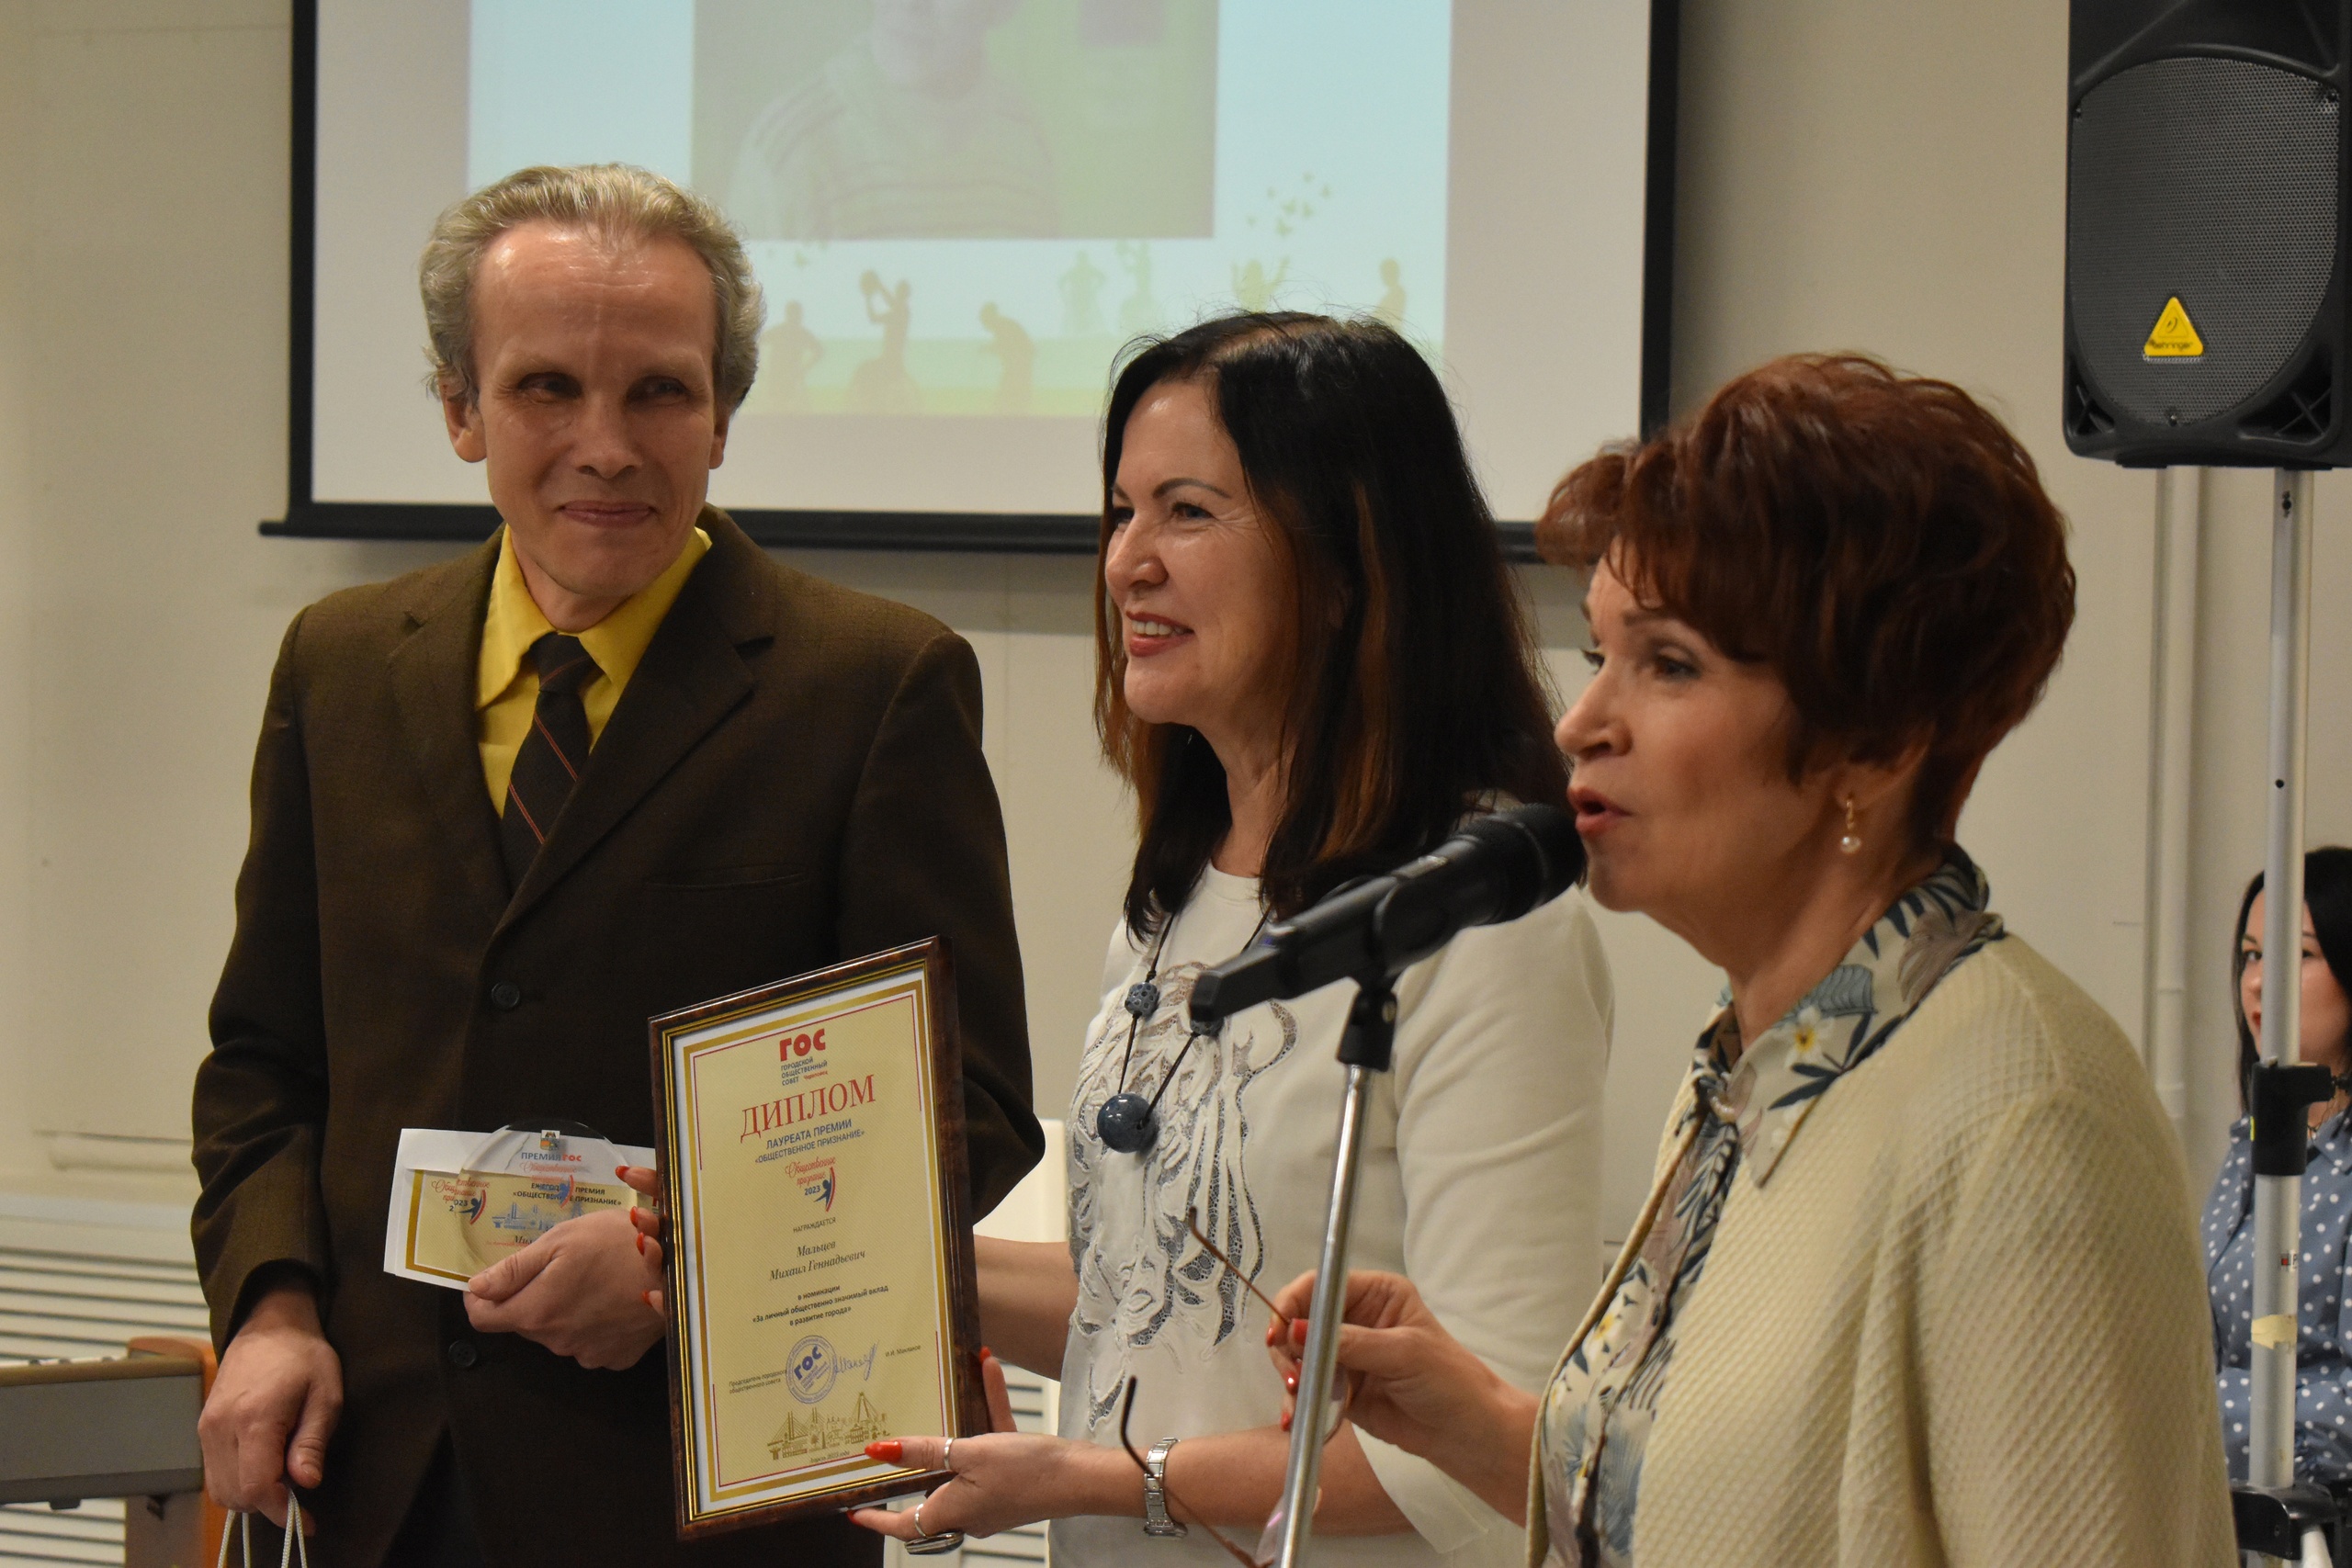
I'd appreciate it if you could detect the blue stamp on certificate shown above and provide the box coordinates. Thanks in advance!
[786,1335,839,1404]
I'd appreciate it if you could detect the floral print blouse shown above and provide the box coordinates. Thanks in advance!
[1533,851,2007,1566]
[2203,1105,2352,1484]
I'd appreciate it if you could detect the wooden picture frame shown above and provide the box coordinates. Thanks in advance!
[648,938,986,1539]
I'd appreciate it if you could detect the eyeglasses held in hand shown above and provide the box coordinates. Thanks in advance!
[1108,1216,1355,1565]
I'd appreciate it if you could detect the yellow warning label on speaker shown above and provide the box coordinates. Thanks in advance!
[2143,296,2205,358]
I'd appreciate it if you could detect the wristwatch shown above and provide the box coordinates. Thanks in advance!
[1143,1437,1188,1538]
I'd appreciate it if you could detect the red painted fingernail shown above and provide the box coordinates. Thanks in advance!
[616,1165,628,1179]
[1290,1320,1308,1343]
[641,1290,656,1308]
[980,1346,994,1361]
[1283,1371,1297,1392]
[866,1440,904,1463]
[1281,1411,1292,1431]
[635,1232,646,1254]
[1266,1321,1278,1345]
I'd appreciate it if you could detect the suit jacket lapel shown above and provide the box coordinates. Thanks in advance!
[389,539,509,917]
[497,511,772,931]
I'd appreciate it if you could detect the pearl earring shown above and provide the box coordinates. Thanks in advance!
[1839,797,1862,856]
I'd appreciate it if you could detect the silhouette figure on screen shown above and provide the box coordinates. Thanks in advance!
[978,302,1034,413]
[1061,250,1108,336]
[763,300,825,411]
[849,271,920,414]
[1375,258,1407,329]
[1232,257,1287,312]
[1116,240,1160,335]
[727,0,1058,241]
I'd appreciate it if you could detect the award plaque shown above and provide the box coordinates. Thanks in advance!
[382,1125,653,1290]
[649,939,986,1538]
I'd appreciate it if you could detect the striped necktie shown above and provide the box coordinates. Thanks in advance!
[501,632,600,886]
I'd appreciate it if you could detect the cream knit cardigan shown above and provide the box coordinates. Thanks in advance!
[1528,934,2235,1567]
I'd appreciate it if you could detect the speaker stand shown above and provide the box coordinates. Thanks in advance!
[2245,468,2335,1568]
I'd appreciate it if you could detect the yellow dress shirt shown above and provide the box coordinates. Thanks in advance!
[476,525,711,808]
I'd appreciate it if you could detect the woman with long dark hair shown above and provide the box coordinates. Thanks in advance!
[2205,846,2352,1484]
[853,313,1613,1564]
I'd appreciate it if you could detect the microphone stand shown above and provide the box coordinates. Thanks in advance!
[1272,972,1396,1568]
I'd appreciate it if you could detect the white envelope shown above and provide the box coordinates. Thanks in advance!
[382,1125,655,1291]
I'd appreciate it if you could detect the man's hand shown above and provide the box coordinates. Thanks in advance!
[198,1282,342,1529]
[464,1205,666,1370]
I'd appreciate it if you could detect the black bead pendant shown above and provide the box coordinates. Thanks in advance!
[1125,981,1160,1020]
[1096,1091,1158,1154]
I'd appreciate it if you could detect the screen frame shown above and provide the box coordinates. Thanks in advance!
[263,0,1679,560]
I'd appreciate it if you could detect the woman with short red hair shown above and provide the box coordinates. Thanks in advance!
[1273,355,2235,1566]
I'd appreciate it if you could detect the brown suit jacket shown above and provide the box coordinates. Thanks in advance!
[191,511,1041,1565]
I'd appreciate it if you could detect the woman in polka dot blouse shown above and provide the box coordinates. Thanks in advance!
[2204,845,2352,1483]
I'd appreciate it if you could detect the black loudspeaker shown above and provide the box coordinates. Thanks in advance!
[2066,1,2352,466]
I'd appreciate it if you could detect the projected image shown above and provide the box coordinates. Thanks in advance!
[699,0,1219,242]
[467,0,1452,422]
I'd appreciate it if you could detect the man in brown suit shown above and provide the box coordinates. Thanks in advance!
[190,165,1040,1564]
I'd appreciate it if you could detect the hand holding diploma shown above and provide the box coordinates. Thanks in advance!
[848,1349,1055,1542]
[620,1160,668,1310]
[650,941,996,1534]
[621,1163,663,1230]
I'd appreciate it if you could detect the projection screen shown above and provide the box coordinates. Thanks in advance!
[274,0,1673,552]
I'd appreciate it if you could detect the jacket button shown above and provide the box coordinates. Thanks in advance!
[489,981,523,1010]
[447,1338,478,1370]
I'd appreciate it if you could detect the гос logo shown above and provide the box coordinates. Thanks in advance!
[786,1335,839,1404]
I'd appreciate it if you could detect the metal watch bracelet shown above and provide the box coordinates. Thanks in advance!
[1143,1436,1188,1538]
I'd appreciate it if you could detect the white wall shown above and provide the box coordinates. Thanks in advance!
[1577,0,2171,1231]
[1655,0,2352,1200]
[0,0,2345,1242]
[0,0,40,1190]
[2184,468,2352,1177]
[5,0,455,1206]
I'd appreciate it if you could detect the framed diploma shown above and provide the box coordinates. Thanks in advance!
[650,939,986,1538]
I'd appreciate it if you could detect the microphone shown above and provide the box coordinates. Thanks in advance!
[1187,803,1583,1028]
